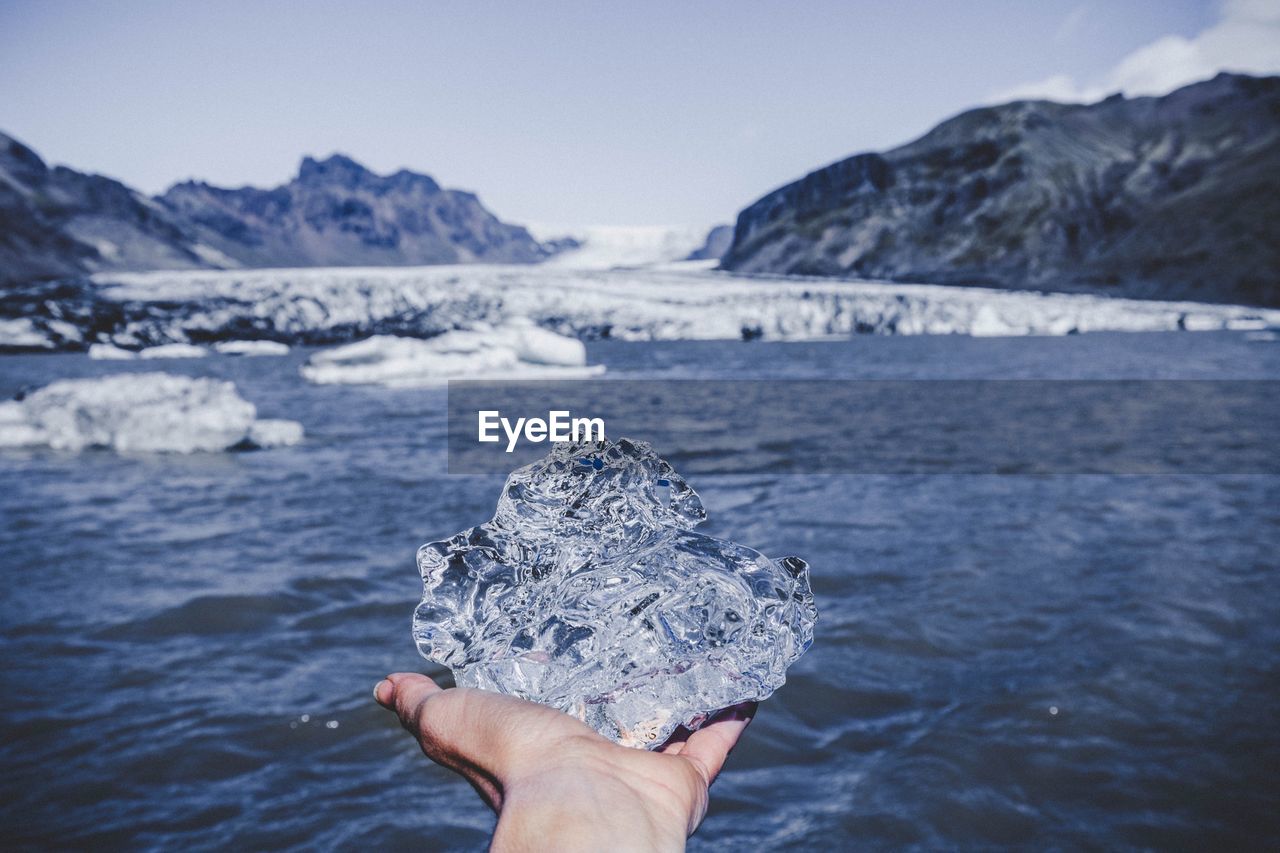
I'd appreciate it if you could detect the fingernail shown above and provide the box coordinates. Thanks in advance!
[373,679,394,706]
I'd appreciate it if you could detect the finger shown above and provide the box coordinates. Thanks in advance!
[375,674,507,809]
[373,671,442,714]
[680,701,756,785]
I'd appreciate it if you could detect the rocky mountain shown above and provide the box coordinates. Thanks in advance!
[722,73,1280,306]
[159,155,547,267]
[0,134,552,286]
[0,132,217,286]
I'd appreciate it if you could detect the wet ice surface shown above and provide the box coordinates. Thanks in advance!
[0,372,302,453]
[300,322,604,386]
[414,438,817,747]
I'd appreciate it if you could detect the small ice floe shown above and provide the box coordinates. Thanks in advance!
[300,320,605,387]
[0,317,57,350]
[0,373,303,453]
[138,343,209,359]
[213,340,290,356]
[88,343,139,360]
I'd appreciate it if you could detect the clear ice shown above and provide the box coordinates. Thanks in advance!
[413,438,817,748]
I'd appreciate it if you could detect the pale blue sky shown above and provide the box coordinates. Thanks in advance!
[0,1,1247,227]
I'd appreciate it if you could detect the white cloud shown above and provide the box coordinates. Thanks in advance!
[990,0,1280,103]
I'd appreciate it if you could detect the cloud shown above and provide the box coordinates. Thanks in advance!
[990,0,1280,103]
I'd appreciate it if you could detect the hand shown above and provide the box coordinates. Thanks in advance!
[374,672,755,852]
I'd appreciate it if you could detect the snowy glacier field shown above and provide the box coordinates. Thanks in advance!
[2,263,1278,353]
[2,327,1279,848]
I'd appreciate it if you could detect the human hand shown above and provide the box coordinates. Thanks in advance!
[374,673,755,852]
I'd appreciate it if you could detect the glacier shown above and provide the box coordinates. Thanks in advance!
[0,373,303,453]
[414,438,816,748]
[531,224,710,269]
[2,265,1278,352]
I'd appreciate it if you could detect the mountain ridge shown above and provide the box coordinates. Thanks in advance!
[0,135,552,286]
[721,73,1280,306]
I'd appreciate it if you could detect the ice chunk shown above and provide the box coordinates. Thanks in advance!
[413,438,816,748]
[88,343,138,360]
[0,373,303,453]
[0,317,55,350]
[247,418,304,447]
[138,343,208,359]
[214,340,290,356]
[300,324,605,386]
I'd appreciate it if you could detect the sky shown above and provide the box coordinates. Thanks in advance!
[2,1,1277,230]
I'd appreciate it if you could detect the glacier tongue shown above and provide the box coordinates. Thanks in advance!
[0,373,303,453]
[4,266,1278,352]
[413,438,817,748]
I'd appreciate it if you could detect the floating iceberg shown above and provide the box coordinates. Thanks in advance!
[138,343,209,359]
[214,340,290,356]
[88,343,139,360]
[0,317,59,350]
[0,373,302,453]
[300,322,605,386]
[413,438,816,748]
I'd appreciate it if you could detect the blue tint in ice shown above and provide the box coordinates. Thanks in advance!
[413,438,816,747]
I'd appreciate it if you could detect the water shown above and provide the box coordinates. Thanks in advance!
[1,332,1278,849]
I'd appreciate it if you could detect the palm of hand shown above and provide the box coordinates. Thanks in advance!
[374,673,755,851]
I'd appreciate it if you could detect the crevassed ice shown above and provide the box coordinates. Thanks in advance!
[413,438,817,748]
[0,373,303,453]
[300,321,605,386]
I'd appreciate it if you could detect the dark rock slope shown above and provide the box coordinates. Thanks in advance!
[722,73,1280,306]
[0,132,211,286]
[0,134,552,286]
[159,155,548,267]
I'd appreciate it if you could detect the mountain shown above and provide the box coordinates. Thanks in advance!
[0,134,553,286]
[159,155,547,267]
[721,73,1280,306]
[0,132,218,286]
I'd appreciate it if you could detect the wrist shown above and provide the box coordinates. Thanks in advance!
[495,740,697,852]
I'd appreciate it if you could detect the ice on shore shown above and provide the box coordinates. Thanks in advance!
[0,318,59,350]
[414,438,816,748]
[214,340,290,356]
[300,322,605,386]
[88,340,288,359]
[0,373,303,453]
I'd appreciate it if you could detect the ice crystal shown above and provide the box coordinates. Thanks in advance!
[413,438,816,747]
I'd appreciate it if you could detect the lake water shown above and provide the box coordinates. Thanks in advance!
[2,331,1278,849]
